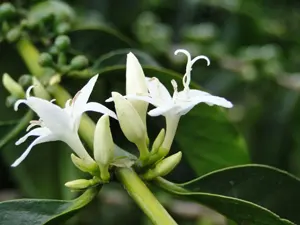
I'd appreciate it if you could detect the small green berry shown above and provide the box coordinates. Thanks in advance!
[39,52,53,67]
[55,22,71,34]
[18,75,33,87]
[6,27,21,43]
[54,35,70,51]
[0,3,16,20]
[70,55,89,70]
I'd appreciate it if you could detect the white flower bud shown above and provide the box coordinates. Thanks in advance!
[70,153,99,176]
[2,73,24,98]
[151,128,165,153]
[65,179,93,190]
[142,151,182,180]
[112,92,149,160]
[126,52,148,125]
[94,114,114,181]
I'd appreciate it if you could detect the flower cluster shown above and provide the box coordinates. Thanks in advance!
[11,49,233,186]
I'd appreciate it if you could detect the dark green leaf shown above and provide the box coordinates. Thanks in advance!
[68,28,132,59]
[155,164,300,224]
[0,187,100,225]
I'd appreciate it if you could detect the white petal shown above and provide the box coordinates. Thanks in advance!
[126,53,147,95]
[26,97,73,132]
[148,104,177,117]
[84,102,117,120]
[15,127,51,145]
[125,94,158,106]
[193,95,233,108]
[11,134,57,167]
[74,75,98,109]
[146,77,172,102]
[185,89,212,97]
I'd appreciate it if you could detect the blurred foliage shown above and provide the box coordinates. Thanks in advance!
[1,0,300,224]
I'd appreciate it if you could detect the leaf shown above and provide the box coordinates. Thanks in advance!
[155,164,300,225]
[91,65,249,175]
[68,28,132,59]
[0,187,100,225]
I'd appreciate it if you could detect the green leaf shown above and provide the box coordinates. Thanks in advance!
[155,164,300,225]
[68,28,132,59]
[0,187,100,225]
[91,65,249,175]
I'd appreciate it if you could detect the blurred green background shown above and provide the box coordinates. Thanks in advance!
[1,0,300,224]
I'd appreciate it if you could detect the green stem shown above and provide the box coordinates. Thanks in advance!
[116,168,178,225]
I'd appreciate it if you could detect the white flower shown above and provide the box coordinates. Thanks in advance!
[123,49,233,150]
[12,75,117,167]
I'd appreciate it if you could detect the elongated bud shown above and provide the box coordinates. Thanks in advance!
[112,92,149,161]
[126,52,148,125]
[65,177,100,190]
[142,151,182,180]
[152,128,165,153]
[2,73,25,98]
[32,77,51,100]
[71,153,99,176]
[94,115,114,181]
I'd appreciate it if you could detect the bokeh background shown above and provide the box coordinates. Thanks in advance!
[1,0,300,224]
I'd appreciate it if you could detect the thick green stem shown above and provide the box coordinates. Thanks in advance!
[116,167,178,225]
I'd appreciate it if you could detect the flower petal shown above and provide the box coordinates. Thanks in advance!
[11,134,58,167]
[15,127,51,145]
[125,94,158,106]
[84,102,118,120]
[146,77,172,102]
[74,75,98,108]
[148,104,177,117]
[26,97,73,132]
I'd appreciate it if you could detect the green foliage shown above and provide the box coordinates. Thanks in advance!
[0,187,100,225]
[155,165,300,224]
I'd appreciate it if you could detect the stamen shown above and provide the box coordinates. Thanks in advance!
[50,99,56,103]
[171,79,178,101]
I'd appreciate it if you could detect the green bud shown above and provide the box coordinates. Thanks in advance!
[71,153,99,176]
[55,22,71,34]
[18,75,33,87]
[32,78,51,100]
[54,35,71,51]
[151,129,165,153]
[65,177,100,190]
[39,52,53,67]
[70,55,89,70]
[142,151,182,180]
[49,46,59,55]
[0,3,16,20]
[2,73,25,98]
[111,92,149,161]
[94,115,114,181]
[6,27,21,43]
[6,95,17,108]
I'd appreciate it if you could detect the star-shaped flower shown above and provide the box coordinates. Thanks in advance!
[12,75,117,167]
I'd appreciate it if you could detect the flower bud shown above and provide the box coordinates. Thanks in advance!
[94,115,114,181]
[0,3,16,20]
[56,22,71,34]
[71,153,99,176]
[65,177,100,190]
[6,27,21,43]
[39,52,54,67]
[2,73,25,98]
[142,151,182,180]
[126,52,148,125]
[32,78,51,100]
[70,55,89,70]
[112,92,149,160]
[18,75,33,87]
[54,35,71,51]
[151,128,165,153]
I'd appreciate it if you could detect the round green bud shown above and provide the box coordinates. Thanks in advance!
[18,75,33,87]
[0,3,16,20]
[54,35,70,51]
[70,55,89,70]
[6,95,17,108]
[49,46,59,55]
[38,52,53,67]
[55,22,71,34]
[6,27,21,43]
